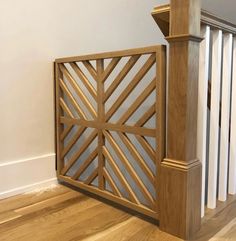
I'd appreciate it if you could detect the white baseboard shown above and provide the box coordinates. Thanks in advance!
[0,154,57,199]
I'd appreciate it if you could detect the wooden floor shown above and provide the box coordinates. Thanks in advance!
[1,184,236,241]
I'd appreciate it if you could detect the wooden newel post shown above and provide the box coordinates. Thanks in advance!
[159,0,202,239]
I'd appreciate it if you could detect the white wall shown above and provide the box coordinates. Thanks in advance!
[0,0,167,197]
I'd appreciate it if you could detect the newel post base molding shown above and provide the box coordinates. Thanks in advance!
[159,159,202,239]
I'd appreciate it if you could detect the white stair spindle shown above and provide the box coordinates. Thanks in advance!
[229,37,236,195]
[207,30,223,209]
[197,25,211,217]
[218,33,233,201]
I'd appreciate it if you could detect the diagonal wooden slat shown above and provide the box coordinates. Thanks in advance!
[58,98,74,143]
[104,130,155,208]
[59,98,74,118]
[104,55,140,102]
[102,57,121,82]
[135,104,156,127]
[105,54,156,122]
[84,167,98,185]
[135,135,156,164]
[59,64,97,119]
[61,126,87,158]
[72,148,98,180]
[102,146,140,204]
[117,132,155,186]
[59,79,87,120]
[61,129,98,175]
[70,62,97,100]
[117,78,156,124]
[60,124,73,141]
[103,168,122,197]
[82,60,97,81]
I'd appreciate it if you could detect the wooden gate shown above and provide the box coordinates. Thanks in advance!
[55,46,166,219]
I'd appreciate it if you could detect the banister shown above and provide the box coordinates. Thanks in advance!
[153,3,234,146]
[153,1,235,239]
[152,4,236,37]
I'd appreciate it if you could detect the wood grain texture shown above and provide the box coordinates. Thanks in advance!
[170,0,200,36]
[55,46,160,63]
[60,116,156,137]
[55,63,64,174]
[59,175,158,219]
[159,0,202,239]
[97,59,105,190]
[160,161,202,239]
[0,185,168,241]
[194,194,236,241]
[151,5,170,37]
[209,219,236,241]
[2,184,236,241]
[156,45,166,213]
[167,40,200,161]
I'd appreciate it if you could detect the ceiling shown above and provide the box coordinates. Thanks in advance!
[202,0,236,24]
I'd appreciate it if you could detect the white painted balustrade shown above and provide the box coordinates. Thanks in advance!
[198,25,236,216]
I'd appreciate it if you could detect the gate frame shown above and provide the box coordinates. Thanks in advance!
[54,46,166,221]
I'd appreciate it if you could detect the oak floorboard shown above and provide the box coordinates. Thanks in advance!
[1,184,236,241]
[0,211,21,225]
[209,218,236,241]
[0,184,70,213]
[0,195,99,240]
[85,217,182,241]
[192,198,236,241]
[15,191,81,216]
